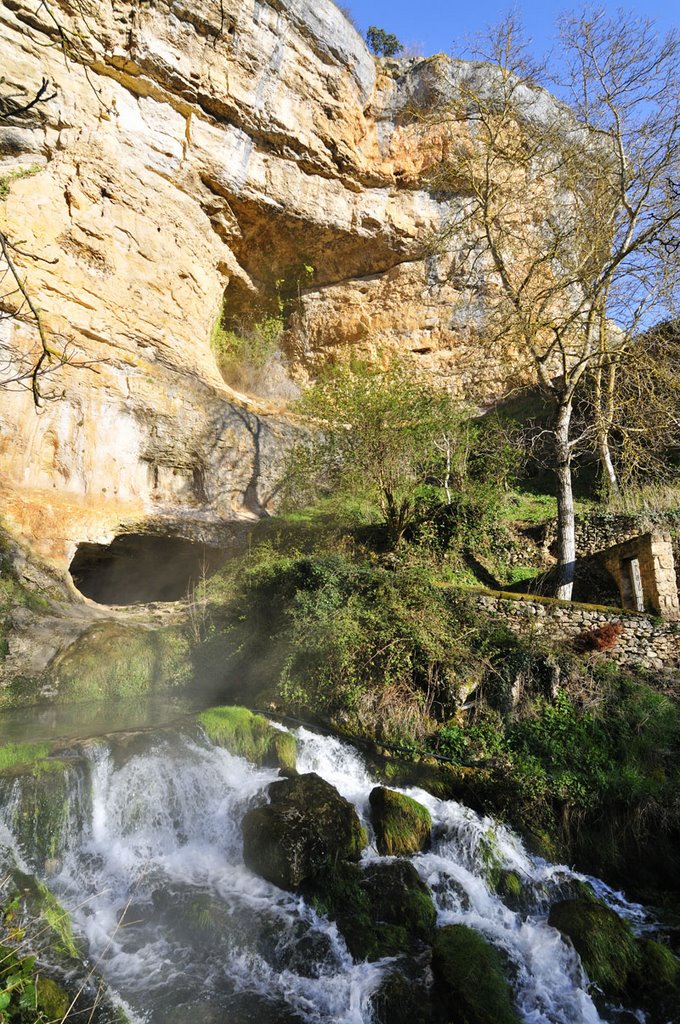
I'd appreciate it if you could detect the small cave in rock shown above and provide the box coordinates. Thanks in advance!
[69,534,229,605]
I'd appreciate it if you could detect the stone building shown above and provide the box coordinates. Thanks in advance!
[600,533,680,621]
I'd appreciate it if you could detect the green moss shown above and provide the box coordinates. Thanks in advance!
[497,870,523,904]
[548,899,639,996]
[432,924,521,1024]
[0,744,50,773]
[629,939,679,998]
[198,705,296,770]
[312,860,436,962]
[36,975,70,1018]
[52,623,192,703]
[4,759,71,867]
[368,787,432,856]
[34,881,79,959]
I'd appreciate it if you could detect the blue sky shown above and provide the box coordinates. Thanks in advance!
[345,1,678,60]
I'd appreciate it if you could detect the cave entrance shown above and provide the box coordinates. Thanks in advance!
[70,534,229,606]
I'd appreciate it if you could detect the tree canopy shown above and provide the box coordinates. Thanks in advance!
[366,26,404,58]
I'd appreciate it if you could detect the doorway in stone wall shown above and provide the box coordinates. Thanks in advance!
[620,555,645,612]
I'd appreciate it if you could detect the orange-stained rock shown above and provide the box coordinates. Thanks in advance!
[0,0,552,570]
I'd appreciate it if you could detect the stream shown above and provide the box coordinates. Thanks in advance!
[0,711,655,1024]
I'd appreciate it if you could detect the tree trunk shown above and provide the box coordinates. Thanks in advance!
[594,358,620,499]
[554,400,576,601]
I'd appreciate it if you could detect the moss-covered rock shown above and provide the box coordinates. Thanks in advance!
[0,742,51,773]
[198,705,296,770]
[369,786,432,856]
[49,622,192,702]
[0,758,73,870]
[242,772,366,890]
[630,942,675,999]
[548,898,640,996]
[37,975,71,1019]
[370,956,437,1024]
[495,869,524,909]
[432,924,521,1024]
[312,859,436,962]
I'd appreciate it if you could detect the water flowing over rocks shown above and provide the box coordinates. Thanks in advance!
[0,716,674,1023]
[242,771,366,889]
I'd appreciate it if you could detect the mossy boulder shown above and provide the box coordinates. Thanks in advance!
[37,976,71,1019]
[0,758,73,870]
[432,924,521,1024]
[242,772,366,890]
[548,898,640,996]
[369,786,432,856]
[495,870,525,910]
[198,706,296,770]
[629,939,680,1019]
[313,859,437,961]
[370,956,437,1024]
[50,622,192,702]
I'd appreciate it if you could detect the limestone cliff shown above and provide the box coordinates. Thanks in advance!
[0,0,542,572]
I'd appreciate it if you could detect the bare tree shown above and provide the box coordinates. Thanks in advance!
[426,12,680,597]
[585,320,680,493]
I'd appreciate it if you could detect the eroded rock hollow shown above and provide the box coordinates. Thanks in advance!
[0,0,556,572]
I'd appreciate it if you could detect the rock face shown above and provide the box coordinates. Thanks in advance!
[241,771,366,889]
[0,0,555,572]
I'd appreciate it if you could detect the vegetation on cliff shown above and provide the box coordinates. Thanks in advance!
[199,493,679,892]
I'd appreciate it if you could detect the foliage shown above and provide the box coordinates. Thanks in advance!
[211,311,284,391]
[286,360,469,548]
[222,546,481,744]
[365,26,404,58]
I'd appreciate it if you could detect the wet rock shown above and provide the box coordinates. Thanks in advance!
[370,953,437,1024]
[548,898,640,996]
[369,786,432,856]
[241,772,366,890]
[198,705,296,771]
[0,758,75,871]
[432,924,521,1024]
[312,859,437,962]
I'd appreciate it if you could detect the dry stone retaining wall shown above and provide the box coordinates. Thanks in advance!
[473,592,680,673]
[543,511,680,558]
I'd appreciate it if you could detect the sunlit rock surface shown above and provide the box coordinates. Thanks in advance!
[0,0,553,568]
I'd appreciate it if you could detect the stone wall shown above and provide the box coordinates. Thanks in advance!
[543,511,680,558]
[472,592,680,673]
[600,533,680,621]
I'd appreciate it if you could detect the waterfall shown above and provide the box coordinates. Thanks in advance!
[0,722,650,1024]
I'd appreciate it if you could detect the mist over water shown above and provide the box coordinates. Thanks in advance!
[0,721,652,1023]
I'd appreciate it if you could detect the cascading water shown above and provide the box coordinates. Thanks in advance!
[0,722,652,1024]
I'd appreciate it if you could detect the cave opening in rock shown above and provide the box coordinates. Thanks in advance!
[70,534,229,605]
